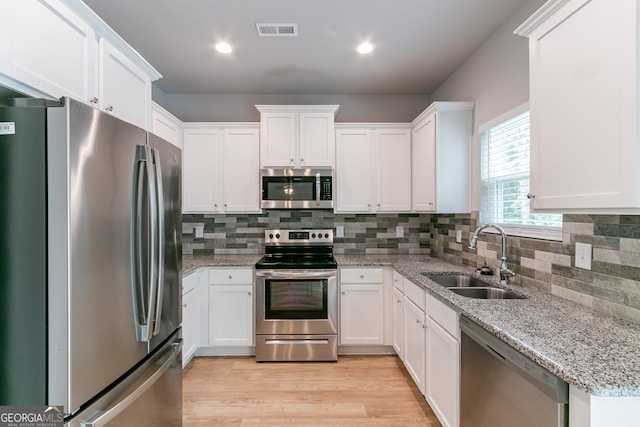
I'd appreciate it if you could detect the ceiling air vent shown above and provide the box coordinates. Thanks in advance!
[256,23,299,37]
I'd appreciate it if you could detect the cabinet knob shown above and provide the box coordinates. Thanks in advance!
[422,323,427,329]
[360,274,364,279]
[416,319,420,324]
[300,158,304,163]
[290,158,294,163]
[527,193,535,199]
[228,275,232,279]
[182,303,187,308]
[248,291,251,296]
[90,97,99,104]
[341,290,346,295]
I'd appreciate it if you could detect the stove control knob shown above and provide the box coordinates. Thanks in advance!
[312,233,316,238]
[269,233,274,239]
[276,233,280,239]
[324,233,329,238]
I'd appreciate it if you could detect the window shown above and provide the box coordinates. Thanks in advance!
[480,104,562,240]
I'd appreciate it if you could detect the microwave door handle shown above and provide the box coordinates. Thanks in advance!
[316,173,321,206]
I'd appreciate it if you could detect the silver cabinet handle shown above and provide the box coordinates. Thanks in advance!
[105,105,114,112]
[527,193,535,199]
[90,97,99,104]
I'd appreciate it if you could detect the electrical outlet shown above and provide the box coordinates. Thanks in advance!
[456,230,462,243]
[195,225,204,239]
[396,225,404,238]
[336,226,344,238]
[575,242,592,270]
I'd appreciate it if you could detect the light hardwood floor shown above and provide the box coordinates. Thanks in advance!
[183,355,441,426]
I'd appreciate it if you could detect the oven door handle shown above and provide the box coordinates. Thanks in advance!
[256,270,337,279]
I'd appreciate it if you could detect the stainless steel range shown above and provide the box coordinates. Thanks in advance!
[255,229,338,362]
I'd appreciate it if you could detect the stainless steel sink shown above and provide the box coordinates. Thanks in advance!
[449,287,526,300]
[422,273,490,288]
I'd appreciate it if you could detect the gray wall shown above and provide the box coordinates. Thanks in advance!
[430,0,546,211]
[152,88,431,123]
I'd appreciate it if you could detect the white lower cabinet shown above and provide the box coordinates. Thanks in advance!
[339,268,385,345]
[425,293,460,427]
[392,272,460,426]
[426,317,459,427]
[403,295,426,395]
[208,268,254,347]
[182,271,199,368]
[392,286,404,358]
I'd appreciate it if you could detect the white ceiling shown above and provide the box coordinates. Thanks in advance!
[81,0,529,95]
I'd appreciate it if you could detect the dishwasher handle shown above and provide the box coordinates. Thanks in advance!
[460,316,568,404]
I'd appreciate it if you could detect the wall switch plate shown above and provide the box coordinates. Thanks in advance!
[575,242,592,270]
[336,226,344,238]
[396,225,404,238]
[455,230,462,243]
[195,225,204,239]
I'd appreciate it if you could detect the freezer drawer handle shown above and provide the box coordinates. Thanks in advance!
[79,341,182,427]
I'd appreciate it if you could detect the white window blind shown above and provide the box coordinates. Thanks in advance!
[480,109,562,239]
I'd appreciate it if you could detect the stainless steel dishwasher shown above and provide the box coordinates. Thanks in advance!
[460,316,569,427]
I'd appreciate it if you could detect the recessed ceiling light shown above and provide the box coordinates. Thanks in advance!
[215,42,233,54]
[356,42,374,54]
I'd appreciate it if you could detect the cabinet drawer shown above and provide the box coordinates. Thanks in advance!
[340,268,384,284]
[209,268,253,285]
[403,278,425,311]
[426,293,459,339]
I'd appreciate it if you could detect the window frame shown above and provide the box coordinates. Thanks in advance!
[479,103,562,241]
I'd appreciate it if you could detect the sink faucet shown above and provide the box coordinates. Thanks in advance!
[469,223,516,284]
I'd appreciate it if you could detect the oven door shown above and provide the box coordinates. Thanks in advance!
[255,269,337,335]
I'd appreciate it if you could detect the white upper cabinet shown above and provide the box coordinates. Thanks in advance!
[182,124,260,214]
[256,105,339,168]
[150,102,182,148]
[98,38,151,128]
[411,102,473,213]
[516,0,640,212]
[0,0,160,129]
[335,125,412,213]
[0,0,96,102]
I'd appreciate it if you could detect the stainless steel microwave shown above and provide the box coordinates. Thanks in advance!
[261,168,333,209]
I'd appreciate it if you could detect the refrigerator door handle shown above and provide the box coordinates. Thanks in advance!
[151,147,164,336]
[78,341,182,427]
[132,145,158,342]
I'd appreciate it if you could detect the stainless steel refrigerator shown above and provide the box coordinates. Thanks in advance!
[0,97,182,425]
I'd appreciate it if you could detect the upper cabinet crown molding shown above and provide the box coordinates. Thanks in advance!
[255,105,339,114]
[60,0,161,81]
[514,0,580,37]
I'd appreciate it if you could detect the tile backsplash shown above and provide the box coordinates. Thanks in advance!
[431,212,640,324]
[182,211,432,255]
[182,211,640,323]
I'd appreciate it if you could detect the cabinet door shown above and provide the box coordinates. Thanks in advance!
[208,285,253,346]
[260,112,296,167]
[412,113,437,212]
[376,128,412,212]
[182,128,222,213]
[403,297,426,395]
[182,287,198,368]
[299,112,335,167]
[1,0,96,101]
[335,129,374,212]
[340,284,384,345]
[98,38,151,128]
[522,0,638,210]
[392,287,404,358]
[222,128,260,212]
[426,316,459,427]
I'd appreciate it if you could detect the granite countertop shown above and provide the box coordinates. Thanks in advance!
[184,253,640,397]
